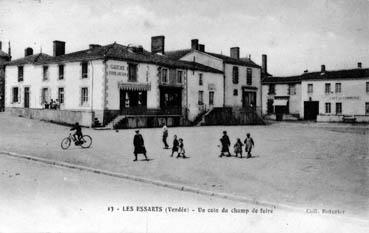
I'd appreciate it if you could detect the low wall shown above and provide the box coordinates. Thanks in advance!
[317,114,369,123]
[6,107,94,127]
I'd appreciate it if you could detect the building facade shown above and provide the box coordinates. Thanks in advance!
[166,39,263,115]
[5,40,223,127]
[262,63,369,122]
[0,41,11,111]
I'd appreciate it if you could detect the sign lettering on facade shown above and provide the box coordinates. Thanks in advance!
[329,96,360,101]
[108,64,127,77]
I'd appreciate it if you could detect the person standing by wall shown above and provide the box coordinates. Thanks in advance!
[133,130,148,162]
[162,125,169,149]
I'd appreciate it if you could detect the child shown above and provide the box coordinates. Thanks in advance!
[177,138,187,158]
[171,135,179,157]
[244,133,255,159]
[234,138,243,158]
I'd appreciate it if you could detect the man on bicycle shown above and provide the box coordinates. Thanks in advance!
[70,122,83,142]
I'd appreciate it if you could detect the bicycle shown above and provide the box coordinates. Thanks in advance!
[61,133,92,150]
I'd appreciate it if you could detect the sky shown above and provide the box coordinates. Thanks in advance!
[0,0,368,75]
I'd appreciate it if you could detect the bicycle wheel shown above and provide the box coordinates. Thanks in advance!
[80,135,92,148]
[61,137,71,150]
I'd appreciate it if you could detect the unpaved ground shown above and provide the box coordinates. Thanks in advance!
[0,113,368,218]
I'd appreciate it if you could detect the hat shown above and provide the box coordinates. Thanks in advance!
[135,130,140,133]
[223,130,227,134]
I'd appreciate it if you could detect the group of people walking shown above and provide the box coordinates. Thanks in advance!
[219,131,255,158]
[132,125,255,162]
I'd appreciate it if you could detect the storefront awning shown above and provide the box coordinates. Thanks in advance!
[118,82,151,91]
[273,99,288,106]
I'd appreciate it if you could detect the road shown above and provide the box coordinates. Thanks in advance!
[0,154,368,233]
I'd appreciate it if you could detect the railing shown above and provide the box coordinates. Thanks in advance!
[120,107,183,116]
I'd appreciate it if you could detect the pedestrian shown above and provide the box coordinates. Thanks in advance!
[171,135,179,157]
[219,131,231,157]
[234,138,243,158]
[133,130,148,162]
[244,133,255,159]
[162,125,169,149]
[177,138,187,158]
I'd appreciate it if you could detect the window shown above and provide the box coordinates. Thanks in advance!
[288,84,296,95]
[81,62,88,79]
[307,83,313,94]
[268,84,275,94]
[232,66,239,84]
[43,66,49,81]
[233,89,238,96]
[366,103,369,115]
[366,82,369,93]
[18,66,23,82]
[335,83,341,93]
[325,83,331,94]
[198,91,204,105]
[41,88,49,104]
[199,73,203,86]
[177,70,183,84]
[246,68,252,85]
[209,91,214,105]
[81,87,88,105]
[160,68,168,83]
[12,87,19,103]
[325,102,331,114]
[58,88,64,104]
[336,102,342,115]
[58,65,64,80]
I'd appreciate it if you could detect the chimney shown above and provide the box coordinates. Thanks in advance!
[358,62,362,68]
[321,64,326,73]
[24,47,33,56]
[0,41,2,51]
[89,44,101,49]
[198,44,205,52]
[151,35,165,54]
[230,47,240,59]
[262,54,267,74]
[8,41,11,59]
[53,40,65,56]
[191,39,199,50]
[304,70,309,73]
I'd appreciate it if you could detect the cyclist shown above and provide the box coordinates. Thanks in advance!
[70,122,83,142]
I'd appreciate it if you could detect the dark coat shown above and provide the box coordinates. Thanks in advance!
[133,134,146,154]
[172,138,179,152]
[220,135,231,152]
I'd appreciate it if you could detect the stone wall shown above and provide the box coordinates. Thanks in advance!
[6,107,94,127]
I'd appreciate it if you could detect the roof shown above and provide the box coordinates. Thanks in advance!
[7,43,222,74]
[6,53,52,66]
[262,75,302,84]
[0,50,10,58]
[301,68,369,81]
[262,68,369,84]
[165,49,261,68]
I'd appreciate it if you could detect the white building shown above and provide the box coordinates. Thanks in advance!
[261,75,301,120]
[301,64,369,122]
[165,39,262,115]
[5,39,224,127]
[262,63,369,122]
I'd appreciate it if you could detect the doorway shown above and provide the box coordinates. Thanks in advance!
[304,101,319,120]
[242,91,256,109]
